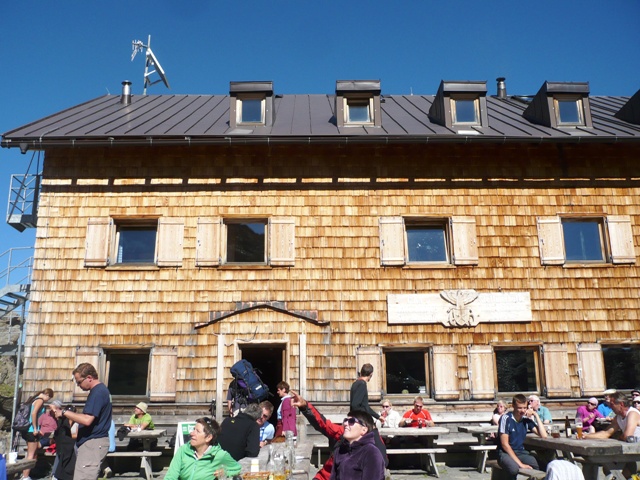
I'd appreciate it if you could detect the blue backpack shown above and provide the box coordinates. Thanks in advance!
[230,359,270,403]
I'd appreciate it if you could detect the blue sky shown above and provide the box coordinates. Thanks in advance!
[0,0,638,268]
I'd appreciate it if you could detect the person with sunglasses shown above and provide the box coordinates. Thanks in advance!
[257,400,275,447]
[330,412,385,480]
[165,417,240,480]
[290,391,388,480]
[398,396,434,428]
[375,400,400,429]
[576,397,605,433]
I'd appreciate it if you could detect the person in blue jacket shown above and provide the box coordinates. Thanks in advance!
[329,410,385,480]
[165,417,240,480]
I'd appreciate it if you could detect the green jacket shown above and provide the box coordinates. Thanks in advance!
[165,443,241,480]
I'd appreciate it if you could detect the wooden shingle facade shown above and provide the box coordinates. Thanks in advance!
[3,79,640,415]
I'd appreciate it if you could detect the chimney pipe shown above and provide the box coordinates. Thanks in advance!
[496,77,507,99]
[121,80,132,105]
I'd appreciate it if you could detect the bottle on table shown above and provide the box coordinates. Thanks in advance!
[565,416,572,438]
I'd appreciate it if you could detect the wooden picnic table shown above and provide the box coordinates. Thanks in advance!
[379,426,450,477]
[116,429,167,480]
[458,425,498,472]
[126,428,166,451]
[238,438,312,480]
[524,434,640,480]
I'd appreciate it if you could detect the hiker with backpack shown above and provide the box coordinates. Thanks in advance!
[17,388,54,480]
[227,359,270,417]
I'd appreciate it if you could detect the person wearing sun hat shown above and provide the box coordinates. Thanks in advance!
[124,402,155,450]
[598,389,617,418]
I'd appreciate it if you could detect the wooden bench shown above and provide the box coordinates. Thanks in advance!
[106,451,163,480]
[486,459,546,479]
[386,448,447,478]
[469,444,497,473]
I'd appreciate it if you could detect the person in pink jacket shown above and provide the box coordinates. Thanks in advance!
[274,381,297,438]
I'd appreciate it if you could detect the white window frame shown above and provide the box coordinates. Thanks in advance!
[404,218,451,265]
[450,94,481,125]
[237,94,266,125]
[343,96,375,126]
[554,95,585,126]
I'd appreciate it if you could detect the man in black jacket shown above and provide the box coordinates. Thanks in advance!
[350,363,380,421]
[218,403,261,460]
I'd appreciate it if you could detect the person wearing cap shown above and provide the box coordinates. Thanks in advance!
[576,397,605,433]
[632,388,640,399]
[598,389,617,418]
[124,402,155,450]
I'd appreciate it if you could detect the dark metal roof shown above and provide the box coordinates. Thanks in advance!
[3,91,640,150]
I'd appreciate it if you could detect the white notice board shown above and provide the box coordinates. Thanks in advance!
[174,422,196,455]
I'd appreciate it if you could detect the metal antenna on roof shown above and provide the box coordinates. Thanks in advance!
[131,35,170,95]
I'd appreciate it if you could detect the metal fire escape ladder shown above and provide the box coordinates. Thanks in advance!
[7,150,42,232]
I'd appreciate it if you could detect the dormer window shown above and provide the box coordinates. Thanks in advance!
[428,81,488,130]
[523,81,592,128]
[335,80,381,127]
[555,95,585,126]
[229,81,274,129]
[345,96,374,124]
[237,95,265,125]
[450,95,481,125]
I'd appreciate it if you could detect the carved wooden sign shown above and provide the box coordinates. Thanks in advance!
[387,290,532,327]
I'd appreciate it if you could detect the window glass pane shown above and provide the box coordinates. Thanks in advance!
[557,99,581,124]
[227,222,265,263]
[117,227,156,263]
[603,346,640,389]
[407,225,448,262]
[454,99,478,124]
[496,349,537,392]
[562,220,604,262]
[347,103,371,123]
[241,99,263,123]
[107,352,149,395]
[385,351,427,394]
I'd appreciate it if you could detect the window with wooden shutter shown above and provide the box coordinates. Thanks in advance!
[607,215,635,264]
[542,344,571,398]
[451,216,479,265]
[85,218,113,267]
[379,217,405,266]
[356,346,383,401]
[577,343,606,396]
[74,346,102,400]
[156,218,184,267]
[269,217,295,266]
[196,217,222,267]
[431,345,459,400]
[468,345,495,400]
[537,216,565,265]
[149,347,177,402]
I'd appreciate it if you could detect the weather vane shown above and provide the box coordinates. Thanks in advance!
[131,35,170,95]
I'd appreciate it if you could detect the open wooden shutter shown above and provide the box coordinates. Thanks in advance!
[431,345,459,400]
[537,216,565,265]
[542,344,571,398]
[451,216,479,265]
[149,347,177,401]
[577,343,606,397]
[355,346,383,401]
[196,217,221,267]
[468,345,495,400]
[74,347,102,400]
[607,215,635,264]
[85,218,112,267]
[269,217,295,266]
[156,217,184,267]
[379,217,405,266]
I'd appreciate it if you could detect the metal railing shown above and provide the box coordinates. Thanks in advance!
[0,246,34,288]
[7,173,41,231]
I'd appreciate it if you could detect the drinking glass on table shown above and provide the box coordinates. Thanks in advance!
[551,424,560,438]
[575,417,584,439]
